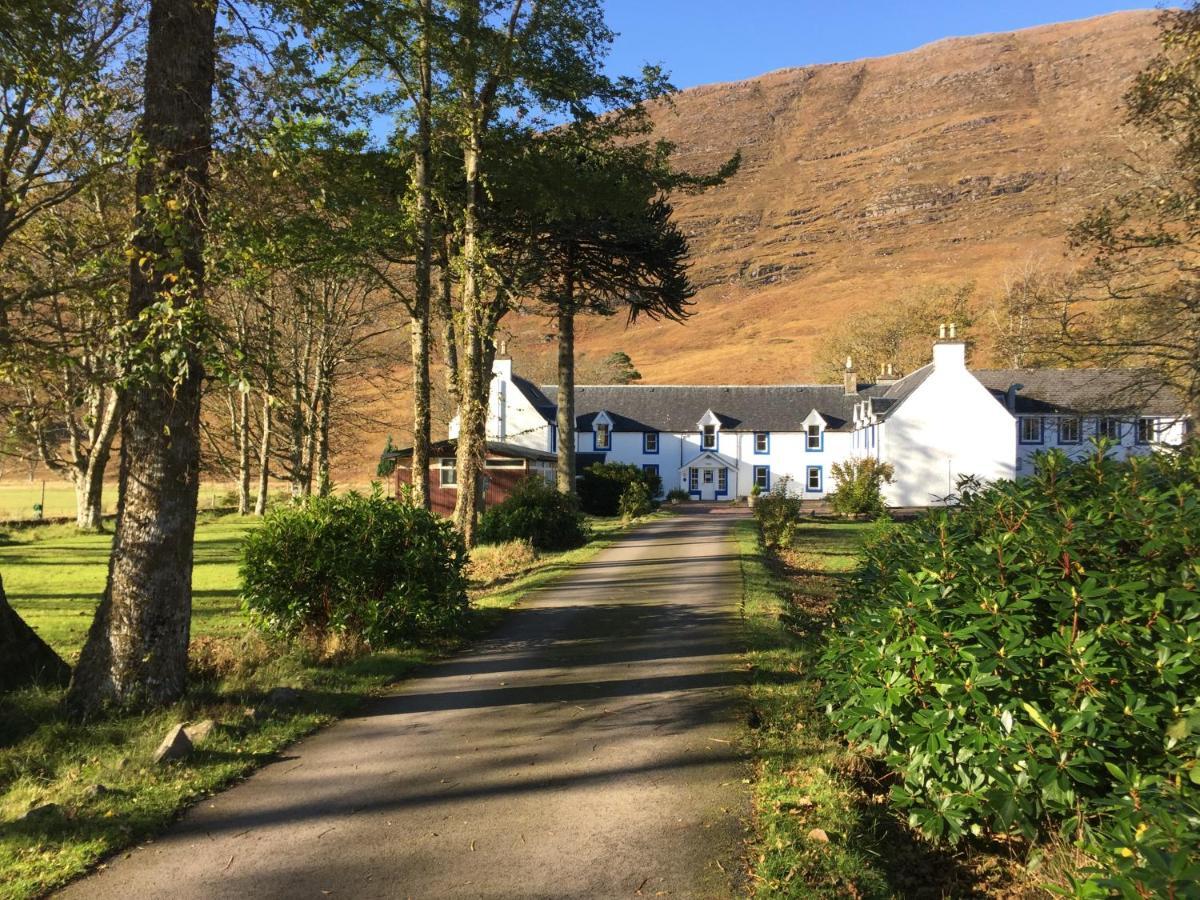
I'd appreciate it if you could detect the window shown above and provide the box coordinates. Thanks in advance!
[642,464,660,495]
[688,467,699,492]
[753,465,770,491]
[701,424,717,450]
[717,468,728,494]
[754,432,769,454]
[1058,417,1081,445]
[806,465,822,493]
[1137,418,1155,445]
[439,458,457,487]
[594,422,611,450]
[703,469,714,484]
[1019,417,1043,444]
[643,431,659,454]
[550,425,557,453]
[806,424,822,451]
[485,458,524,469]
[1097,417,1120,441]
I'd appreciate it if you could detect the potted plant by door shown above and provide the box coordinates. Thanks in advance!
[748,483,762,508]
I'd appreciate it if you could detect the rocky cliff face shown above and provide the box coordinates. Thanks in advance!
[509,9,1163,384]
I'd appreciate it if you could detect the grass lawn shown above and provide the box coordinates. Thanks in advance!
[0,509,652,899]
[735,518,1036,898]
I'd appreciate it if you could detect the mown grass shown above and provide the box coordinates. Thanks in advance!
[735,518,1035,898]
[0,509,656,899]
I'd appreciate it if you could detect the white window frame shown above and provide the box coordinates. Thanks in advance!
[1019,417,1043,444]
[753,465,769,491]
[1058,417,1081,445]
[688,467,699,492]
[806,465,822,492]
[701,424,717,450]
[1097,417,1120,442]
[1136,417,1155,445]
[754,432,769,454]
[595,423,611,450]
[439,458,457,487]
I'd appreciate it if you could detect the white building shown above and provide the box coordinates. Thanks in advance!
[458,335,1191,507]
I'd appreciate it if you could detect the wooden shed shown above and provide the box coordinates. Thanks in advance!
[387,439,557,517]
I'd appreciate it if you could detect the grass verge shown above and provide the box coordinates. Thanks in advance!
[0,510,660,899]
[734,518,1038,898]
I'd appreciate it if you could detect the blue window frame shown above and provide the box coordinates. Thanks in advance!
[643,431,659,454]
[805,424,823,451]
[753,465,770,491]
[593,422,611,451]
[642,463,661,496]
[688,467,700,494]
[1097,417,1120,442]
[1057,417,1080,445]
[700,424,717,450]
[717,468,728,496]
[805,465,823,493]
[1019,417,1043,444]
[753,432,769,454]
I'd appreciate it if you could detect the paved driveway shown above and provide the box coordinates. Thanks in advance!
[62,508,750,899]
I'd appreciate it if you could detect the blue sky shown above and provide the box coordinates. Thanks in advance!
[602,2,1164,89]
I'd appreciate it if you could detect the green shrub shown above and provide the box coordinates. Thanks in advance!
[477,476,588,550]
[618,480,653,519]
[753,478,805,548]
[828,457,894,517]
[240,487,468,647]
[820,448,1200,893]
[665,488,689,504]
[578,462,660,517]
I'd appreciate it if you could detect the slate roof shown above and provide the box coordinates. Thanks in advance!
[539,384,862,432]
[972,369,1185,416]
[511,375,557,422]
[386,439,556,462]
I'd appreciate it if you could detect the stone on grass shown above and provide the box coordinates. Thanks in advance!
[184,719,217,745]
[83,784,113,800]
[153,724,193,764]
[807,827,830,843]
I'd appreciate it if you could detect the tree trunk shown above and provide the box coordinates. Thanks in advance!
[452,133,485,546]
[316,372,332,497]
[437,234,460,405]
[254,387,271,516]
[236,387,251,514]
[0,576,71,693]
[409,0,433,510]
[556,269,576,494]
[66,0,216,717]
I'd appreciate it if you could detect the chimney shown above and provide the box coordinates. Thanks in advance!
[843,356,858,395]
[932,322,966,371]
[492,340,512,381]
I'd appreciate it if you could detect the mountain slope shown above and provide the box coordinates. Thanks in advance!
[505,9,1162,385]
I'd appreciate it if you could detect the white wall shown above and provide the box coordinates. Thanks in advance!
[1014,415,1190,474]
[879,342,1016,506]
[452,359,554,451]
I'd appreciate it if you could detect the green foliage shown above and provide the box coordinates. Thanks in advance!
[753,479,805,549]
[665,488,689,504]
[477,477,588,551]
[376,435,397,478]
[240,488,468,647]
[618,479,653,519]
[602,351,642,384]
[828,457,895,518]
[820,448,1200,894]
[578,462,660,517]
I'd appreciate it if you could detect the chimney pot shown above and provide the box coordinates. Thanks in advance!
[938,323,947,339]
[949,323,957,339]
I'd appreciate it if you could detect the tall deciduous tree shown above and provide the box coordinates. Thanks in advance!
[1067,4,1200,417]
[68,0,218,716]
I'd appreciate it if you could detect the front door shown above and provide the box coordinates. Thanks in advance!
[701,467,717,500]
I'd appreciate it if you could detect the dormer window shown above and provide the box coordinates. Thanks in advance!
[595,422,611,450]
[806,424,821,450]
[701,424,717,450]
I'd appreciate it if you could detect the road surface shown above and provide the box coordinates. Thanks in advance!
[62,507,750,899]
